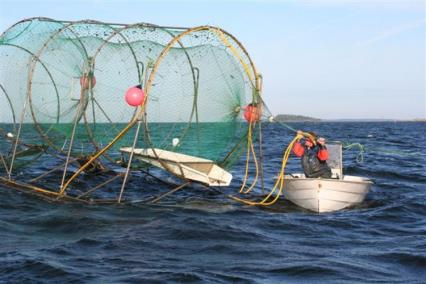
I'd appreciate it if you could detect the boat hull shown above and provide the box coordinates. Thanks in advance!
[283,174,372,213]
[120,147,232,186]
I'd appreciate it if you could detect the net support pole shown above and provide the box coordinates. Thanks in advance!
[8,86,30,180]
[193,67,201,156]
[258,121,265,194]
[0,153,10,177]
[149,181,191,204]
[257,75,265,193]
[59,96,85,193]
[118,119,142,203]
[30,158,77,183]
[77,173,123,199]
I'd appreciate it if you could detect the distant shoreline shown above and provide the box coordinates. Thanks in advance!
[273,114,426,123]
[323,120,426,122]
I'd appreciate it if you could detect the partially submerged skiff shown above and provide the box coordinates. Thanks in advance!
[120,147,232,186]
[283,143,373,213]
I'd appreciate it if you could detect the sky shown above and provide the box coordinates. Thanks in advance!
[0,0,425,120]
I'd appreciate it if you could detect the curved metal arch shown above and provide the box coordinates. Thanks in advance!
[60,24,199,193]
[2,17,90,64]
[89,21,186,87]
[12,19,192,166]
[72,20,148,160]
[87,21,197,167]
[60,24,261,193]
[25,20,95,154]
[26,19,147,160]
[71,20,190,162]
[0,17,59,38]
[214,26,260,91]
[74,20,143,158]
[90,23,203,172]
[88,21,198,140]
[26,20,145,167]
[144,25,260,112]
[0,84,17,133]
[138,25,260,174]
[0,21,33,43]
[58,20,170,158]
[1,18,90,63]
[121,23,200,151]
[144,26,199,150]
[1,43,61,146]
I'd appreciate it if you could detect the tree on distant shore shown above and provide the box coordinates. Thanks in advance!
[274,114,321,122]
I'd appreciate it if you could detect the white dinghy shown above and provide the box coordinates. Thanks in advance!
[120,147,232,186]
[283,143,373,213]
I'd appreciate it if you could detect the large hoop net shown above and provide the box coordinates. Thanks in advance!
[0,18,262,203]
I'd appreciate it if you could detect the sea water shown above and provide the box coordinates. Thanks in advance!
[0,122,425,282]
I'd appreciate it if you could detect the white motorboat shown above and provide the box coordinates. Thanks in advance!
[283,143,373,213]
[120,147,232,186]
[283,173,372,213]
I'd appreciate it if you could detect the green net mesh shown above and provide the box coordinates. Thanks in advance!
[0,18,260,179]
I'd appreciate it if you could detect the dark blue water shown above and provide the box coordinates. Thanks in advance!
[1,122,425,283]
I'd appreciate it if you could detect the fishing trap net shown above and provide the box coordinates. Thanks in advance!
[0,18,265,203]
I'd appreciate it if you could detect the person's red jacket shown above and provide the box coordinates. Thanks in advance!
[292,141,305,157]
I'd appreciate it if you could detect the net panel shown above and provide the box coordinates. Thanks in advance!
[0,18,260,196]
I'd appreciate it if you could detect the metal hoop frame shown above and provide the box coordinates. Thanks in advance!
[0,18,261,203]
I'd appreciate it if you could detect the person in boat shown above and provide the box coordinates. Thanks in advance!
[292,130,332,178]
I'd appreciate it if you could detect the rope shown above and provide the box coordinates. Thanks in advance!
[263,99,366,164]
[341,142,417,163]
[232,100,318,207]
[238,121,259,194]
[259,99,297,133]
[231,134,302,206]
[341,142,365,163]
[263,95,417,165]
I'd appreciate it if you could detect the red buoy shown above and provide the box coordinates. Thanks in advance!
[125,85,145,107]
[80,74,96,90]
[243,104,260,122]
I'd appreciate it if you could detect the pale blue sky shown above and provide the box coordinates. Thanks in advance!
[0,0,425,119]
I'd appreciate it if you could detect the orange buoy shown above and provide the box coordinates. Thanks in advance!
[243,104,261,122]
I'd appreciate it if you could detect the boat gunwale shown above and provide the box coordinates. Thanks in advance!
[284,174,373,186]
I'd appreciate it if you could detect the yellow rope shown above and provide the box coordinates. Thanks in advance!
[238,121,259,194]
[231,134,302,206]
[242,135,259,194]
[238,122,252,193]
